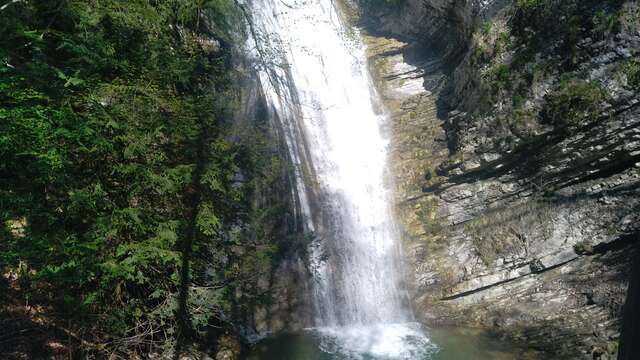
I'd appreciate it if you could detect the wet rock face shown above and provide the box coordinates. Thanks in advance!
[233,73,314,338]
[359,0,473,62]
[252,257,313,335]
[361,0,639,357]
[215,334,241,360]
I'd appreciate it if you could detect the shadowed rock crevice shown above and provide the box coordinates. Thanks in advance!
[618,237,640,360]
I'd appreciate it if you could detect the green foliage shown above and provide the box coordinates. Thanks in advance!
[511,0,626,62]
[491,64,512,86]
[0,0,262,355]
[512,94,526,108]
[485,63,514,94]
[508,108,538,139]
[197,204,222,236]
[617,60,640,90]
[495,31,512,52]
[593,9,621,37]
[470,46,491,65]
[544,79,605,128]
[481,22,493,35]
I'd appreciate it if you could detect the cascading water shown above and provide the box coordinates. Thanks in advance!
[246,0,436,358]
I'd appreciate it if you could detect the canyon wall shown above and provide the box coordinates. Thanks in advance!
[360,0,640,358]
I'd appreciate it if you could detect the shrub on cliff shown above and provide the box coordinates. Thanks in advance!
[544,79,606,129]
[511,0,626,64]
[618,60,640,90]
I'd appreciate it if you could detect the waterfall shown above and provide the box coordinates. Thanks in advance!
[246,0,436,358]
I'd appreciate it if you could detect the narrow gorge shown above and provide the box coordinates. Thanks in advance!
[1,0,638,359]
[245,0,640,358]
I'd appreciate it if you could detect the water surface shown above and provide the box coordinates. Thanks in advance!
[246,326,542,360]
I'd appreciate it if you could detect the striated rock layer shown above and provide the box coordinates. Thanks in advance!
[359,0,640,358]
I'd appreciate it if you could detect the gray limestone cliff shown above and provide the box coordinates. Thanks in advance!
[358,0,640,358]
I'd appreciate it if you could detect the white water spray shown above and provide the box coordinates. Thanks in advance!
[246,0,436,358]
